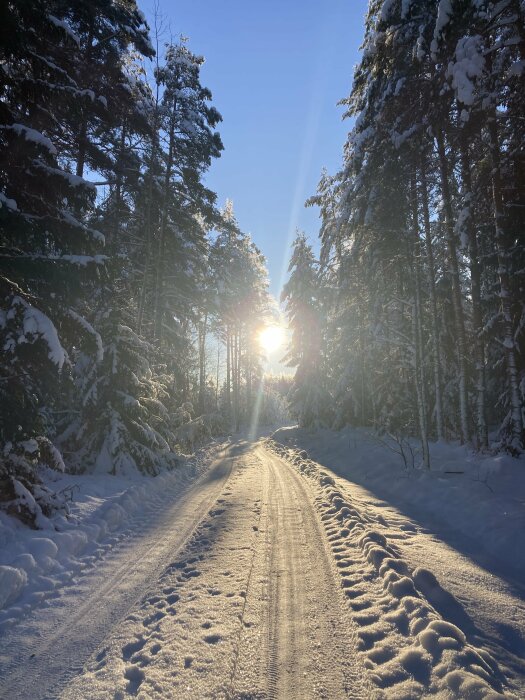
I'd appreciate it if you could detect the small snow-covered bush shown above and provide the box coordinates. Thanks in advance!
[202,411,228,436]
[0,438,69,528]
[175,416,211,453]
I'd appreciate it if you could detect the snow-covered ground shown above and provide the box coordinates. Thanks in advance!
[270,426,525,697]
[0,442,223,628]
[1,430,524,698]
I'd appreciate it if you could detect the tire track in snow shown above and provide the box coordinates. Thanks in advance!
[226,453,268,698]
[266,439,518,699]
[234,446,366,700]
[57,440,367,699]
[0,446,235,700]
[59,446,266,699]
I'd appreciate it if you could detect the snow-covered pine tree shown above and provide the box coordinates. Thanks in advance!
[0,1,108,520]
[151,40,223,349]
[59,264,179,476]
[281,233,329,428]
[305,0,524,453]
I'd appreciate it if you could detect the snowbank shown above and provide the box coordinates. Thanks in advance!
[0,445,219,627]
[271,426,525,578]
[266,434,523,697]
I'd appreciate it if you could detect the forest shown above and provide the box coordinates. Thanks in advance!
[0,0,291,526]
[1,0,524,530]
[284,0,525,464]
[1,3,524,699]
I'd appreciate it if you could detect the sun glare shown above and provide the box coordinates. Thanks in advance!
[258,325,285,354]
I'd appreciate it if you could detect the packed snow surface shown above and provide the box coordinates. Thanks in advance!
[1,432,523,698]
[270,426,525,696]
[0,447,218,627]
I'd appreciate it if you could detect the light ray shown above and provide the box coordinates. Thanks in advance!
[248,376,265,441]
[258,325,285,354]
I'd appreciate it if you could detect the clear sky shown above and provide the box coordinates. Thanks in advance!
[146,0,369,302]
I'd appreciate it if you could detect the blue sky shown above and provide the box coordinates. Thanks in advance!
[146,0,369,302]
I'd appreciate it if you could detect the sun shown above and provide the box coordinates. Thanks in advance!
[258,325,285,354]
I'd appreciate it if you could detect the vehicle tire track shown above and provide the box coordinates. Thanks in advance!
[4,439,368,699]
[0,447,235,700]
[231,445,367,699]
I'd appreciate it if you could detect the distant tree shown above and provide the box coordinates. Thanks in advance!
[281,233,329,428]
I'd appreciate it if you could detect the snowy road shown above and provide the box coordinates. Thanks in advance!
[0,446,234,699]
[1,438,522,698]
[0,441,366,699]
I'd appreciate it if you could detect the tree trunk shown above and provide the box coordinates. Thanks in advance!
[225,326,231,415]
[487,116,524,448]
[153,98,177,345]
[420,157,444,440]
[459,131,488,449]
[215,343,220,410]
[75,27,94,179]
[232,328,239,430]
[137,135,159,335]
[198,313,208,415]
[137,76,161,335]
[436,129,470,444]
[246,344,252,412]
[410,174,430,468]
[236,330,242,430]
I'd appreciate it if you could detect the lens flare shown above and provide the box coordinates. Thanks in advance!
[258,325,285,354]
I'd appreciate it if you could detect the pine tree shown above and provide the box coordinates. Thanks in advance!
[151,40,223,347]
[0,1,106,455]
[281,233,329,428]
[304,0,524,453]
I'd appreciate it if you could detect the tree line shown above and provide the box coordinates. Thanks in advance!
[0,0,274,525]
[284,0,524,458]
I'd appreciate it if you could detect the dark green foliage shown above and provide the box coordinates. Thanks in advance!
[303,0,525,452]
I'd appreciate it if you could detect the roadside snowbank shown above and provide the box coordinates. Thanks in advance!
[0,443,222,628]
[266,432,524,698]
[271,426,525,578]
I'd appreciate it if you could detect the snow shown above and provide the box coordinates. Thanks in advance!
[416,32,426,61]
[455,204,471,249]
[401,0,412,19]
[47,14,80,46]
[448,35,485,106]
[33,162,96,192]
[394,77,405,96]
[59,209,105,243]
[509,60,525,76]
[5,124,57,155]
[30,440,367,699]
[68,309,103,362]
[271,426,525,578]
[380,0,396,22]
[12,479,52,530]
[2,435,523,697]
[434,0,453,42]
[58,254,107,266]
[9,296,67,369]
[0,566,27,609]
[0,445,219,627]
[392,123,420,149]
[268,427,525,696]
[0,191,18,211]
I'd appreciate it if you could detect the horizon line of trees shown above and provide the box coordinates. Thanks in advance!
[283,0,524,459]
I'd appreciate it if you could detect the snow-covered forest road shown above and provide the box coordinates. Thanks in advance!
[1,439,523,699]
[1,441,365,699]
